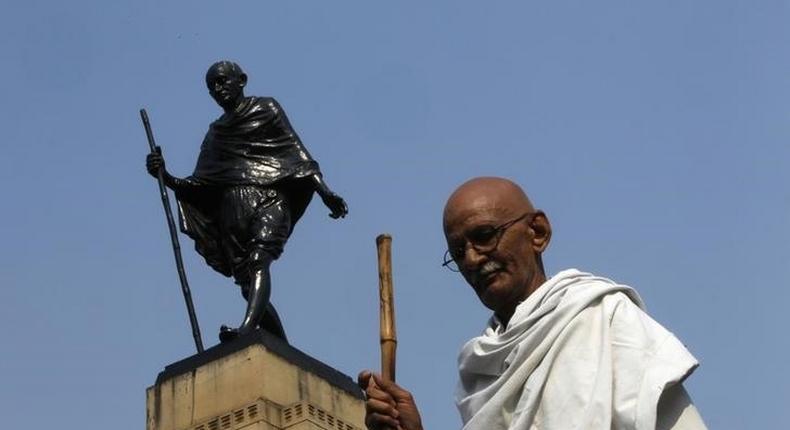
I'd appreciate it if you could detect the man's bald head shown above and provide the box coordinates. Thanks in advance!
[443,177,535,228]
[442,177,551,324]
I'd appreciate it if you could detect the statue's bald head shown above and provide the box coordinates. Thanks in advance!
[206,60,245,81]
[442,177,551,324]
[205,60,248,112]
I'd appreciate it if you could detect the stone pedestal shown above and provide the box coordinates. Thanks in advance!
[146,330,365,430]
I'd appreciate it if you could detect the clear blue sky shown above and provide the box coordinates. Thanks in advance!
[1,1,787,428]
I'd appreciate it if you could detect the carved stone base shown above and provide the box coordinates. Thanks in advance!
[146,330,364,430]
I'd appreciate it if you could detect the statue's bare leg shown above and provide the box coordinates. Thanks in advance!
[239,256,272,333]
[220,247,273,342]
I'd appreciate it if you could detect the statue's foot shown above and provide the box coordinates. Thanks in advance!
[219,324,257,343]
[219,325,239,343]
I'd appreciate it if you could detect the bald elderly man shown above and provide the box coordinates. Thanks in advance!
[359,177,706,430]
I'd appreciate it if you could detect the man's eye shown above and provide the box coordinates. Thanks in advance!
[468,227,497,244]
[448,245,465,260]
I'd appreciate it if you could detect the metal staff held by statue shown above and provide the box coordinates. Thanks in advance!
[140,108,204,354]
[376,234,397,382]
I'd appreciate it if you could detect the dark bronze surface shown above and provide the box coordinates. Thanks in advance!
[145,61,347,345]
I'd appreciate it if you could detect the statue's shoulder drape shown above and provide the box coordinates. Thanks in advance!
[176,96,320,277]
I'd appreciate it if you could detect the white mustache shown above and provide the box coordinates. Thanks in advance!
[479,261,503,276]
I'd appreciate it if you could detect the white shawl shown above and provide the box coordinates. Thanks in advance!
[456,269,701,430]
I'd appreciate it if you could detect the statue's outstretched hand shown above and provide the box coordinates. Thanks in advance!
[358,371,424,430]
[146,146,166,178]
[322,192,348,219]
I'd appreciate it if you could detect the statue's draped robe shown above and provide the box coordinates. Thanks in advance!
[175,96,320,280]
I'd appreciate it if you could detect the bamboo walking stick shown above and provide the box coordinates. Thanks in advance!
[140,108,204,354]
[376,234,397,382]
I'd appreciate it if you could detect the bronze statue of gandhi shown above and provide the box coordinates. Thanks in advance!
[147,61,347,343]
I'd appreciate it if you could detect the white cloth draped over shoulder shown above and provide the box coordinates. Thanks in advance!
[456,269,706,430]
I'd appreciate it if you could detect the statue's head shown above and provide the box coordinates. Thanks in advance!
[206,61,247,111]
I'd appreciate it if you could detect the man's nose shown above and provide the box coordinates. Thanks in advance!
[462,246,487,269]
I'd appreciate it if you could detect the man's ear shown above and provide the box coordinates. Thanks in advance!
[530,211,551,253]
[239,73,248,87]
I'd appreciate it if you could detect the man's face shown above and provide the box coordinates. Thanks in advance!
[206,65,245,109]
[443,196,543,318]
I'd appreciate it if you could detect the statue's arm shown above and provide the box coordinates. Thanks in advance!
[166,175,202,195]
[309,173,348,219]
[268,97,347,218]
[310,173,332,197]
[145,149,201,197]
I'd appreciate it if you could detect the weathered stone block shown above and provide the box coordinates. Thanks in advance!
[146,330,364,430]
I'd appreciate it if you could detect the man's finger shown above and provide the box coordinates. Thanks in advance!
[371,373,414,403]
[361,371,386,392]
[358,370,372,389]
[364,383,397,406]
[365,412,400,430]
[365,398,399,418]
[359,371,400,404]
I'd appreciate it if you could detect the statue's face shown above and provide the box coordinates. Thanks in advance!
[206,64,246,110]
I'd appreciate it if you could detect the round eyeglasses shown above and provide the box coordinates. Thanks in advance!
[441,212,535,272]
